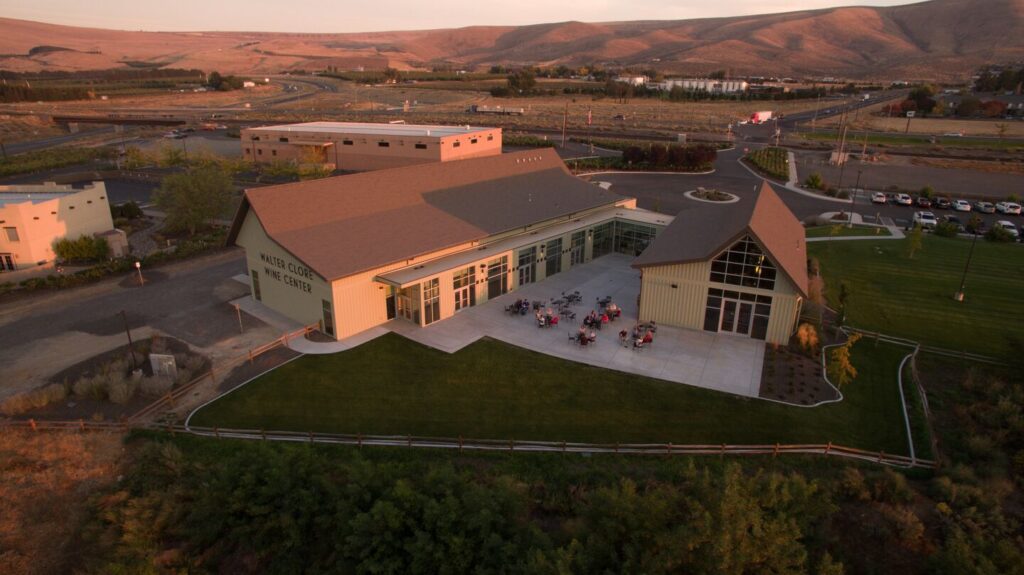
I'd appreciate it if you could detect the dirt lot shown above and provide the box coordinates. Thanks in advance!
[817,107,1024,137]
[0,429,125,575]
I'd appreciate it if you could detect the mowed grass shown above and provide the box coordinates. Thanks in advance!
[806,225,892,238]
[191,333,914,455]
[809,235,1024,358]
[798,131,1024,151]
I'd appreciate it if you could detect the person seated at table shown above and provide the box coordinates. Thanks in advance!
[579,334,589,346]
[634,337,644,349]
[579,325,587,336]
[607,302,618,313]
[600,312,609,324]
[632,326,641,340]
[549,315,559,326]
[642,331,654,345]
[618,329,628,345]
[537,316,546,327]
[588,331,597,343]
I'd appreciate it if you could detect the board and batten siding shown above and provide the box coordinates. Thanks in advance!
[235,213,333,330]
[638,260,803,345]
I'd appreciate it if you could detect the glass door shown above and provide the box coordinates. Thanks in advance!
[736,302,753,335]
[396,295,413,321]
[721,300,737,332]
[0,254,13,271]
[454,286,470,312]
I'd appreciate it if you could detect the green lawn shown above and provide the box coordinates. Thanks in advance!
[806,225,892,238]
[745,147,789,180]
[809,235,1024,358]
[191,333,913,455]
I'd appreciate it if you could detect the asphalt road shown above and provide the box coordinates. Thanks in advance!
[4,126,115,155]
[0,251,252,355]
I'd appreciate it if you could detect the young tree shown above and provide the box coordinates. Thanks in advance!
[906,224,923,259]
[507,69,536,93]
[827,333,863,388]
[797,323,820,358]
[153,165,235,236]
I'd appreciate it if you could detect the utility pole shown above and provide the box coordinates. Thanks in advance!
[120,310,138,371]
[954,231,979,302]
[560,102,568,149]
[836,111,850,193]
[849,169,863,228]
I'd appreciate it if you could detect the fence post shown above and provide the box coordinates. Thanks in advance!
[407,435,412,447]
[614,442,619,454]
[721,443,726,455]
[667,442,672,455]
[509,439,514,452]
[213,427,219,438]
[878,450,884,463]
[562,440,567,454]
[308,430,313,443]
[261,429,266,441]
[458,435,463,453]
[166,391,174,408]
[358,433,363,448]
[825,441,832,455]
[249,350,254,365]
[774,443,780,457]
[79,418,86,431]
[29,418,37,432]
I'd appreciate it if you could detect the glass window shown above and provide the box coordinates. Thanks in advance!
[251,270,261,301]
[3,227,19,242]
[452,266,475,289]
[592,221,615,258]
[423,278,441,325]
[518,246,536,286]
[614,221,658,256]
[545,238,562,277]
[322,299,335,336]
[708,235,777,291]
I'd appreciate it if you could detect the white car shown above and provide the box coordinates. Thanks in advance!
[995,220,1020,238]
[996,202,1022,215]
[975,201,996,214]
[953,200,972,212]
[871,192,887,204]
[913,211,938,229]
[895,193,913,206]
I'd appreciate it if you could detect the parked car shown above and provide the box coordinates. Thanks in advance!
[942,215,965,232]
[996,201,1022,215]
[162,131,186,139]
[915,196,932,208]
[913,211,938,229]
[895,193,913,206]
[934,197,952,210]
[975,201,996,214]
[953,200,972,212]
[871,192,887,204]
[995,220,1020,238]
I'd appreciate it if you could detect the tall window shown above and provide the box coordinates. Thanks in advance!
[322,299,335,336]
[592,222,615,258]
[251,270,262,301]
[570,231,586,266]
[709,235,777,290]
[615,221,657,256]
[517,246,536,286]
[3,227,19,242]
[487,256,508,299]
[545,238,562,277]
[452,267,475,311]
[423,278,441,325]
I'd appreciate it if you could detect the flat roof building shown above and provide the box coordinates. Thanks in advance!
[241,121,502,172]
[0,182,117,272]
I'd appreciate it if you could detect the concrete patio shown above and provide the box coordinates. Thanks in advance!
[235,253,766,398]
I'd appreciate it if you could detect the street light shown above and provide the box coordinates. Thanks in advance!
[135,261,144,286]
[848,169,863,228]
[954,230,979,302]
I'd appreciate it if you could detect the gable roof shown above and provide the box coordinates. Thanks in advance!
[228,149,628,281]
[632,182,808,296]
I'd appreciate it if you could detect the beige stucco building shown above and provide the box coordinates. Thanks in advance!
[241,121,502,171]
[228,149,670,339]
[633,183,808,345]
[0,181,116,272]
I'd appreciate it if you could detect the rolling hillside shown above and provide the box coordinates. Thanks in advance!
[0,0,1021,80]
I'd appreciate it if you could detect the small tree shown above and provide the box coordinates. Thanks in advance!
[797,323,820,358]
[919,185,934,199]
[153,165,235,236]
[804,173,824,190]
[827,333,863,388]
[985,225,1015,243]
[996,123,1009,140]
[906,224,923,259]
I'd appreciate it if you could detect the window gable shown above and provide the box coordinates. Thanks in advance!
[708,235,777,290]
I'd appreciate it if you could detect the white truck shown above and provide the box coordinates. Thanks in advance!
[750,110,773,124]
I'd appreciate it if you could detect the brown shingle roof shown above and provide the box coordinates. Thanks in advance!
[228,149,627,281]
[632,182,808,296]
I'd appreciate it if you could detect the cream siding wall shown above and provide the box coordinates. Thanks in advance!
[638,260,803,345]
[0,184,113,269]
[235,213,334,330]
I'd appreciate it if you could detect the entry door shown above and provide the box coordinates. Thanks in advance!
[720,300,753,336]
[518,264,533,287]
[396,295,413,321]
[0,254,13,271]
[454,286,471,312]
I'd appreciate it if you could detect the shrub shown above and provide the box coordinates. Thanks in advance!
[0,383,68,415]
[73,375,106,400]
[804,173,824,190]
[139,375,175,397]
[110,201,144,220]
[837,467,871,501]
[985,225,1015,242]
[934,221,960,238]
[53,235,110,263]
[872,468,912,504]
[797,323,820,357]
[107,376,137,405]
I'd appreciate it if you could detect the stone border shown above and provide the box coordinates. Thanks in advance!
[684,189,740,204]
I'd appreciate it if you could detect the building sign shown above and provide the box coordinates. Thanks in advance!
[259,252,314,293]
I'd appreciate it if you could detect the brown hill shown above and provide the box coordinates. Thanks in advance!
[1,0,1022,79]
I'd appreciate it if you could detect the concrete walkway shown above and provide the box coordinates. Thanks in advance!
[236,254,767,398]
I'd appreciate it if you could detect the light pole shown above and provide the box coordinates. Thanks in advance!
[849,169,863,228]
[135,261,144,286]
[120,310,138,371]
[954,231,979,302]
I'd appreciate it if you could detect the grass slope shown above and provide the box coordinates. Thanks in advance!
[809,235,1024,358]
[806,225,891,238]
[191,333,912,454]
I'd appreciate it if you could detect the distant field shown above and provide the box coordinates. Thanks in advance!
[797,131,1024,151]
[809,235,1024,358]
[814,114,1024,138]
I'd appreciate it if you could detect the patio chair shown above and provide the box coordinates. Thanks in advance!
[568,332,578,344]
